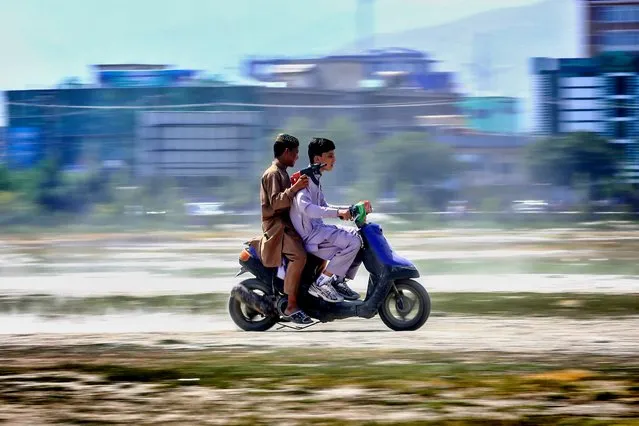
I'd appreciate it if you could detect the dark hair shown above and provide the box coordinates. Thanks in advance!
[308,137,336,164]
[273,133,300,158]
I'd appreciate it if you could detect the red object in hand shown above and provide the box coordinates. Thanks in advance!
[290,171,301,186]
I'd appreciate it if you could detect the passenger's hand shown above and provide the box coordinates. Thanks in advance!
[338,208,352,220]
[291,174,309,193]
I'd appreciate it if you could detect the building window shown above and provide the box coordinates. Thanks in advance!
[502,102,516,114]
[614,99,630,118]
[614,76,629,96]
[597,6,639,23]
[626,144,639,164]
[616,107,629,118]
[474,109,491,119]
[499,163,513,175]
[614,121,628,140]
[601,31,639,50]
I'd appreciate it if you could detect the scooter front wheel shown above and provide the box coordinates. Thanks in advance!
[379,279,431,331]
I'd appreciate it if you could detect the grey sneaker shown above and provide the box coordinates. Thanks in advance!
[309,281,344,303]
[333,279,361,301]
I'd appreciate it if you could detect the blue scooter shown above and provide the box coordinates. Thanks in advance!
[229,203,431,331]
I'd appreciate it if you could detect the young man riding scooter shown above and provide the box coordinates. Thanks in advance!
[290,137,373,303]
[250,133,313,324]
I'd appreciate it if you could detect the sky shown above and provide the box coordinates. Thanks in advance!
[0,0,550,125]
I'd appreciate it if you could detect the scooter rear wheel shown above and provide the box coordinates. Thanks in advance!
[379,279,431,331]
[229,279,278,331]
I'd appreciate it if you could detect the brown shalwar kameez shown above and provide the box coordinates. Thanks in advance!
[251,160,306,295]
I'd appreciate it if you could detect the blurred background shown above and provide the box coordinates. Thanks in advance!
[1,0,637,228]
[1,1,639,424]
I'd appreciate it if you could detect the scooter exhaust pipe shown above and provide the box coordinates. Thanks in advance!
[231,284,277,317]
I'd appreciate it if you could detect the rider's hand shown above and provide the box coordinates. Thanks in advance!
[338,208,352,220]
[360,200,373,214]
[291,174,309,193]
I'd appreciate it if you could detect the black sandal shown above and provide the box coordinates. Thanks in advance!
[284,309,313,325]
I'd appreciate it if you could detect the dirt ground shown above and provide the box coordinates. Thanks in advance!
[1,315,638,425]
[2,314,639,356]
[1,228,638,424]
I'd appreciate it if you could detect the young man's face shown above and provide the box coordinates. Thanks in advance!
[314,150,336,172]
[281,147,299,168]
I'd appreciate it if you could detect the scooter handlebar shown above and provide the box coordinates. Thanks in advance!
[349,202,368,227]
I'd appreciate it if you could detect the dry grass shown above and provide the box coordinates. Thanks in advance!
[0,347,638,425]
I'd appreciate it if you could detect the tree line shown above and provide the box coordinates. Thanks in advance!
[0,118,637,227]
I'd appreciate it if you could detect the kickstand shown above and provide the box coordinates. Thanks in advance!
[276,321,319,331]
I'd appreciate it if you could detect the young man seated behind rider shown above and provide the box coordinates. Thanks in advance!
[290,137,372,303]
[251,133,312,324]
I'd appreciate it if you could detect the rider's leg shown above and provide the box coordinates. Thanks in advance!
[328,235,362,300]
[326,226,362,281]
[342,237,363,281]
[282,240,306,316]
[308,231,361,302]
[321,232,361,279]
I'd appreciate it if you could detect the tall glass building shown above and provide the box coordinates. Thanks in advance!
[583,0,639,56]
[532,52,639,182]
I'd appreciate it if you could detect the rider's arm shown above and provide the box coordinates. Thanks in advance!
[263,172,294,212]
[319,190,349,210]
[295,189,339,218]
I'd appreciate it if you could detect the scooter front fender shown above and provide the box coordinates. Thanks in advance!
[356,273,394,319]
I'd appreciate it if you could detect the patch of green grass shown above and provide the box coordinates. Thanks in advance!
[2,375,79,383]
[0,265,237,277]
[157,339,187,345]
[3,348,638,424]
[2,292,636,318]
[0,367,22,376]
[593,391,621,401]
[0,293,229,315]
[54,418,120,425]
[21,349,632,396]
[162,267,237,278]
[545,393,570,401]
[54,363,181,383]
[430,292,639,318]
[25,385,69,393]
[415,258,639,275]
[292,418,639,426]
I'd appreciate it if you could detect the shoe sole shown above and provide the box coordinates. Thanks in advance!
[308,287,344,303]
[335,289,360,301]
[340,294,360,301]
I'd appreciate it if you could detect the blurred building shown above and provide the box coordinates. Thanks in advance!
[530,0,639,182]
[3,127,40,168]
[4,64,260,171]
[5,54,529,186]
[439,131,532,186]
[583,0,639,56]
[457,96,519,134]
[532,57,639,182]
[5,84,461,174]
[258,86,462,141]
[247,48,465,141]
[0,127,5,164]
[532,54,638,140]
[244,48,455,92]
[136,110,263,178]
[373,124,532,187]
[92,64,201,88]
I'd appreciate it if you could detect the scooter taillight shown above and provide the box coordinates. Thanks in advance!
[239,249,252,262]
